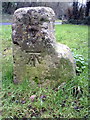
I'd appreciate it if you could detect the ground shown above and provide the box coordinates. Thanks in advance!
[0,21,89,119]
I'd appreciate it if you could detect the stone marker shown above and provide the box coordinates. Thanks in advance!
[12,7,76,88]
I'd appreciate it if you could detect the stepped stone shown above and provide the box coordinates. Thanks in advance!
[12,7,76,88]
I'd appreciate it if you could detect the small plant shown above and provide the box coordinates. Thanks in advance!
[74,54,88,75]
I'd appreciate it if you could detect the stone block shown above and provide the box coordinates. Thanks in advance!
[12,7,76,88]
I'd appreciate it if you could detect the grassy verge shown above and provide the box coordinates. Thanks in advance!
[1,24,88,118]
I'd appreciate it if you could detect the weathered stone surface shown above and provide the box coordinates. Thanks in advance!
[12,7,76,88]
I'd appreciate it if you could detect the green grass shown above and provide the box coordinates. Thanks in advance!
[1,24,89,119]
[56,19,62,22]
[55,24,88,59]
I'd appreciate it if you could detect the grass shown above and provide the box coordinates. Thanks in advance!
[1,24,89,119]
[55,19,62,22]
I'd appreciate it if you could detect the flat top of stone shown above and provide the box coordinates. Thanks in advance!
[14,7,55,15]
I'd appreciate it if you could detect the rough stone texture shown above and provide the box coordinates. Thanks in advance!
[12,7,76,88]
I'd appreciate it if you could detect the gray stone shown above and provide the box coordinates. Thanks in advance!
[12,7,76,88]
